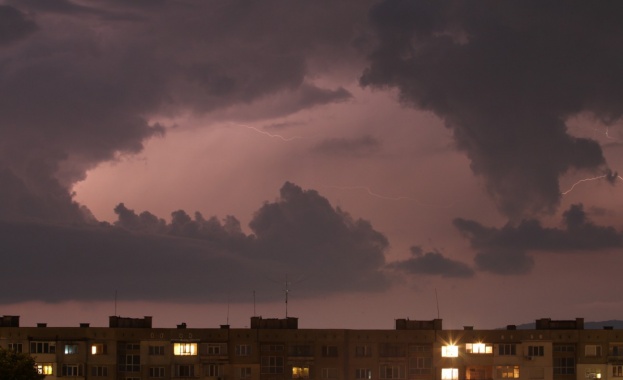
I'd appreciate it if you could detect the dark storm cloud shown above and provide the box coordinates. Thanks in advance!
[361,1,623,219]
[390,246,474,278]
[0,183,390,303]
[0,1,371,224]
[312,135,382,157]
[0,5,36,45]
[454,204,623,275]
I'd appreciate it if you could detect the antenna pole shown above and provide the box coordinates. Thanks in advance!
[285,274,289,318]
[435,288,440,319]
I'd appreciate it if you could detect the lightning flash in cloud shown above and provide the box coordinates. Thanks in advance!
[561,170,623,195]
[232,123,303,142]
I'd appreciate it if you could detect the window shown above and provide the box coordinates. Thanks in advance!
[174,342,197,356]
[238,367,252,379]
[236,344,251,356]
[126,343,140,350]
[36,363,54,375]
[261,344,284,352]
[528,346,544,357]
[293,366,310,378]
[466,343,493,354]
[498,344,516,356]
[92,366,109,377]
[380,343,406,357]
[31,342,56,354]
[261,356,284,374]
[64,344,78,355]
[380,364,405,379]
[613,366,623,377]
[119,354,140,372]
[289,344,313,356]
[149,345,164,355]
[409,357,432,375]
[410,345,432,354]
[553,357,575,375]
[497,366,520,379]
[355,345,372,357]
[553,345,575,353]
[356,368,372,379]
[91,343,107,355]
[442,345,459,357]
[442,368,459,380]
[467,366,492,380]
[585,369,602,379]
[612,345,623,356]
[62,364,81,377]
[8,343,22,353]
[585,345,602,357]
[206,364,223,377]
[322,345,338,357]
[149,367,165,378]
[176,364,195,378]
[206,343,225,355]
[322,368,339,379]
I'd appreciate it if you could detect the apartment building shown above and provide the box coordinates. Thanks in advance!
[1,315,622,380]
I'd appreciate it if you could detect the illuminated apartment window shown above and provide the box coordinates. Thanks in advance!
[585,345,602,357]
[442,368,459,380]
[467,366,492,380]
[380,364,405,379]
[355,345,372,357]
[8,343,22,353]
[174,343,197,356]
[149,367,165,378]
[442,345,459,357]
[91,343,107,355]
[36,363,54,375]
[91,366,109,377]
[613,366,623,377]
[236,344,251,356]
[356,369,372,379]
[498,344,516,356]
[322,368,339,379]
[585,369,602,379]
[466,343,493,354]
[64,344,78,355]
[293,366,310,378]
[527,346,544,357]
[497,366,520,379]
[148,345,164,355]
[238,367,252,379]
[31,342,56,354]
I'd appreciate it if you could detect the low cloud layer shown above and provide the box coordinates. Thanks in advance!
[0,183,390,303]
[454,204,623,274]
[362,1,623,219]
[312,135,382,157]
[390,246,474,278]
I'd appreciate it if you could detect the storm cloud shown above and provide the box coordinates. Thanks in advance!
[454,204,623,274]
[361,1,623,219]
[390,246,474,278]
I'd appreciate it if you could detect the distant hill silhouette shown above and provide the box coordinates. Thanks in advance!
[511,320,623,330]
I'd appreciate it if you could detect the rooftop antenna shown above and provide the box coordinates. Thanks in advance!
[285,274,290,318]
[435,288,440,319]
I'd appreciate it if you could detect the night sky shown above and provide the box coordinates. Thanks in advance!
[1,0,622,329]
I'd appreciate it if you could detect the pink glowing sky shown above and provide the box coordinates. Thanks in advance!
[1,1,623,329]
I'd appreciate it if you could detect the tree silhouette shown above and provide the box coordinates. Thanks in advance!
[0,347,45,380]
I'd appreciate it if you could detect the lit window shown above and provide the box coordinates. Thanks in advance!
[293,366,310,378]
[64,344,78,355]
[174,343,197,356]
[585,369,602,379]
[442,368,459,380]
[466,343,493,354]
[497,366,519,379]
[36,363,54,375]
[91,343,107,355]
[442,345,459,357]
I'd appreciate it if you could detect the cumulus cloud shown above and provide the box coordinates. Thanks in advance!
[390,246,474,278]
[312,135,382,157]
[0,183,390,303]
[361,1,623,219]
[453,204,623,274]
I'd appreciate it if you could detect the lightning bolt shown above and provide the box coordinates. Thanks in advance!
[232,123,303,142]
[561,174,623,195]
[325,185,454,208]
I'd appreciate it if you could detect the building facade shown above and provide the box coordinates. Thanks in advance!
[1,315,622,380]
